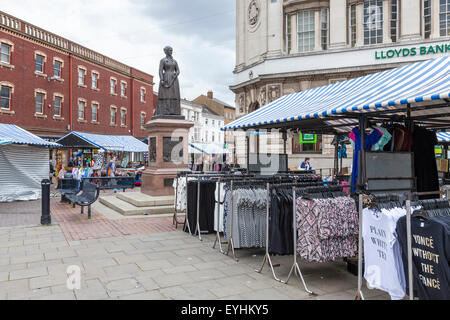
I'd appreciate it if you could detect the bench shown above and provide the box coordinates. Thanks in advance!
[57,178,80,202]
[66,182,100,219]
[82,176,136,192]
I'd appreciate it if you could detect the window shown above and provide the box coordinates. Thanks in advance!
[92,72,98,89]
[78,100,85,120]
[424,0,432,38]
[1,86,11,110]
[140,88,146,102]
[286,13,292,54]
[212,120,215,126]
[0,43,11,64]
[35,92,44,114]
[225,112,228,120]
[292,134,323,153]
[349,4,357,47]
[439,0,450,36]
[54,60,62,78]
[92,103,98,122]
[110,107,117,125]
[121,82,126,97]
[54,96,62,116]
[110,78,116,94]
[390,0,399,42]
[297,10,315,52]
[205,119,208,125]
[141,112,146,128]
[212,132,215,142]
[35,55,44,73]
[321,8,329,50]
[78,68,86,85]
[120,109,126,126]
[363,0,383,45]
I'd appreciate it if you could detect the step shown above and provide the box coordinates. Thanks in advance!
[99,195,174,216]
[116,192,174,207]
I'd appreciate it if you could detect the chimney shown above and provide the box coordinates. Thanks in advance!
[207,90,213,99]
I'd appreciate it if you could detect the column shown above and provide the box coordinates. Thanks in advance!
[400,0,422,41]
[267,0,283,58]
[290,13,298,54]
[383,0,392,43]
[314,9,322,51]
[236,0,245,66]
[329,0,347,49]
[431,0,440,38]
[355,2,364,46]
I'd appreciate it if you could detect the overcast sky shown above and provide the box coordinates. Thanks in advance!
[0,0,236,105]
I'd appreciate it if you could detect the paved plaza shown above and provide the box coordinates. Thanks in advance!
[0,197,390,300]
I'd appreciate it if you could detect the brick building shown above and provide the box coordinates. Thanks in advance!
[0,11,154,145]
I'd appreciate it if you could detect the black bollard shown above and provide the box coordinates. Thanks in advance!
[41,179,51,225]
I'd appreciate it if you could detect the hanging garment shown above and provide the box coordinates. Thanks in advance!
[185,180,216,234]
[412,126,439,199]
[362,207,407,300]
[296,196,358,263]
[396,215,450,300]
[269,188,294,255]
[371,126,392,151]
[214,182,225,232]
[173,177,187,212]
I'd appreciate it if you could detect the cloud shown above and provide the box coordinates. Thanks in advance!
[0,0,236,105]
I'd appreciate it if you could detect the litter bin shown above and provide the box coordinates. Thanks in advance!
[41,179,51,225]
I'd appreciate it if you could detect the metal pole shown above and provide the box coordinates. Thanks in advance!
[359,116,367,189]
[173,176,179,227]
[226,179,238,261]
[196,175,202,241]
[41,179,51,225]
[355,193,365,300]
[334,135,339,177]
[406,199,414,300]
[246,132,250,172]
[184,175,192,235]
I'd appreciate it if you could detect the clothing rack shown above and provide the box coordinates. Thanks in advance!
[284,183,363,295]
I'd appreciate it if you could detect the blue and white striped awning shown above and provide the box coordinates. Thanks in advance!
[223,56,450,132]
[0,123,61,147]
[56,131,148,152]
[437,131,450,143]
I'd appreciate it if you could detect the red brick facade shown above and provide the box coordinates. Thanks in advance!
[0,11,154,140]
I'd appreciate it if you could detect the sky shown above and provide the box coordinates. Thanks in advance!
[0,0,236,106]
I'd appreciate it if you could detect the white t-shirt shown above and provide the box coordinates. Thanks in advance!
[362,207,407,300]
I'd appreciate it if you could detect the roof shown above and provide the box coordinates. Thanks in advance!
[56,131,148,152]
[202,106,221,117]
[0,124,61,147]
[223,56,450,133]
[213,97,234,109]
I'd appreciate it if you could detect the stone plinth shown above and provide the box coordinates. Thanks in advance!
[141,118,194,197]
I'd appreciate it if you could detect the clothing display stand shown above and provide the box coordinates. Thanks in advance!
[194,176,202,241]
[283,186,315,294]
[255,183,283,282]
[212,177,226,254]
[183,174,192,236]
[226,180,239,262]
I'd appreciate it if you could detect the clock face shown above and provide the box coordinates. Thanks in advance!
[248,0,261,31]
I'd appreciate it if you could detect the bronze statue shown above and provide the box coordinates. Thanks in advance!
[153,46,183,119]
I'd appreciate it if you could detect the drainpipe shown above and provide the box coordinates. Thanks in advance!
[69,53,73,132]
[130,77,134,137]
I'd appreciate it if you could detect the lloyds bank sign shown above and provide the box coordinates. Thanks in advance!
[375,43,450,60]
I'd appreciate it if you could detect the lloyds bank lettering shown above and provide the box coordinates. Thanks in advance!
[375,44,450,60]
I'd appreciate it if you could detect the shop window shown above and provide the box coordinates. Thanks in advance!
[54,60,62,78]
[292,133,322,154]
[35,92,45,114]
[297,10,315,52]
[0,43,11,64]
[54,96,62,116]
[0,85,12,110]
[439,0,450,36]
[423,0,432,38]
[363,0,383,45]
[35,54,45,73]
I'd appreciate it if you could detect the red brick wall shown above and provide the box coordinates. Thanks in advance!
[0,29,154,139]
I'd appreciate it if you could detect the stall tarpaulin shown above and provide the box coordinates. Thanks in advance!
[0,144,49,202]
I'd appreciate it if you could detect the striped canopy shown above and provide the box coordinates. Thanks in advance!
[223,56,450,133]
[56,131,148,152]
[0,123,60,147]
[437,131,450,143]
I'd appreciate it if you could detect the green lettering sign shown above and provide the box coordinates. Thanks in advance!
[374,43,449,59]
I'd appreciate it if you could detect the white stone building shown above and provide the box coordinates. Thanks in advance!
[231,0,450,171]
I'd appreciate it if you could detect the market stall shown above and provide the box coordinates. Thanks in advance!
[0,123,60,202]
[215,56,450,300]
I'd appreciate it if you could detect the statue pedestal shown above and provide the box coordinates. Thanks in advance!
[141,118,194,197]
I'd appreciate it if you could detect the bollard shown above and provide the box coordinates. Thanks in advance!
[41,179,51,225]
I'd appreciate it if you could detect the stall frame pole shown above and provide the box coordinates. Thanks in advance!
[255,183,283,282]
[355,193,365,300]
[226,180,238,262]
[405,198,414,300]
[283,186,315,295]
[183,175,192,236]
[193,176,203,241]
